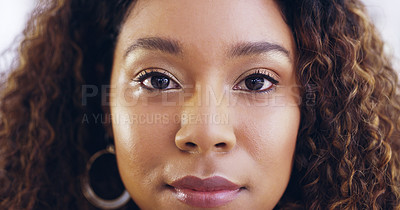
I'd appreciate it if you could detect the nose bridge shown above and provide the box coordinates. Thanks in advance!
[193,82,226,119]
[183,82,229,125]
[175,83,236,153]
[203,82,229,108]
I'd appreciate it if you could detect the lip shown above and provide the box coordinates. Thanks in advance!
[169,176,243,208]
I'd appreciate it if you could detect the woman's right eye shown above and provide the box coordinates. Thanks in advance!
[134,70,181,90]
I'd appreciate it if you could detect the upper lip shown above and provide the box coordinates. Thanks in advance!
[170,176,240,191]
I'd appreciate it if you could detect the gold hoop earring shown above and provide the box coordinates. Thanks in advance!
[81,145,130,209]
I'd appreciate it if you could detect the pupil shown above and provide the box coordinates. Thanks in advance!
[151,76,170,89]
[245,77,264,90]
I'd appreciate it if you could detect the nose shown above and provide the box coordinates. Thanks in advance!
[175,120,236,153]
[174,86,236,154]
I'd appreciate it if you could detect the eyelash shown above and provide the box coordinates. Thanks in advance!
[131,69,181,91]
[135,69,168,83]
[255,69,279,85]
[131,68,279,93]
[233,69,279,94]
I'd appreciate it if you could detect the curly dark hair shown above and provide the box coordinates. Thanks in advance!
[0,0,399,209]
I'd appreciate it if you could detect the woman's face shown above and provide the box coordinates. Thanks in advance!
[110,0,300,209]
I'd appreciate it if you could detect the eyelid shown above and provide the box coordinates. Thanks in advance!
[132,68,182,87]
[234,68,280,86]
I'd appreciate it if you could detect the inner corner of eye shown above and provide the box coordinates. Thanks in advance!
[232,83,243,90]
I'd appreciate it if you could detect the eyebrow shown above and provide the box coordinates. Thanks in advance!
[229,41,290,59]
[124,37,182,58]
[124,37,290,61]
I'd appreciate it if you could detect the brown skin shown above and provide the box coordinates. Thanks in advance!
[2,0,399,209]
[110,0,299,209]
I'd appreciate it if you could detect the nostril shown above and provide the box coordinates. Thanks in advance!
[215,142,226,148]
[185,142,197,148]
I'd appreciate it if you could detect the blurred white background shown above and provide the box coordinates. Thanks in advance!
[0,0,399,73]
[363,0,400,72]
[0,0,36,73]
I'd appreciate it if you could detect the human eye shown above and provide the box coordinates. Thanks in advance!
[233,69,279,93]
[131,69,181,90]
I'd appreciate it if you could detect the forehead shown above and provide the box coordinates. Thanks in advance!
[116,0,295,60]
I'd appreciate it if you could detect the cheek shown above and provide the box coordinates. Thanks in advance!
[111,88,180,166]
[114,114,177,170]
[111,103,180,199]
[234,104,299,196]
[243,105,299,166]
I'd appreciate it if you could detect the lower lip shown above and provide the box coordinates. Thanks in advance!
[172,187,242,208]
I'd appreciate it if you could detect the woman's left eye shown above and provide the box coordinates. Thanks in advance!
[134,70,181,90]
[233,73,279,92]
